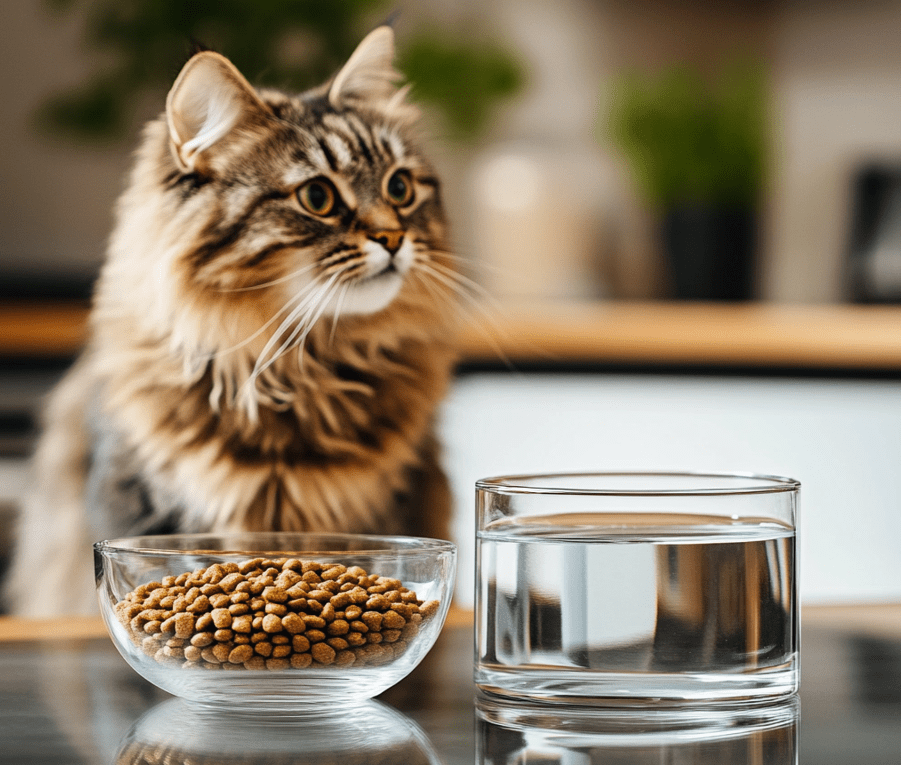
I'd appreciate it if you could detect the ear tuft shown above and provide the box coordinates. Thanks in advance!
[166,52,267,171]
[329,26,400,109]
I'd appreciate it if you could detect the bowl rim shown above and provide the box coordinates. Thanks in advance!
[94,531,456,557]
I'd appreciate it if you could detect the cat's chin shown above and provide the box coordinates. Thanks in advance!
[328,270,405,316]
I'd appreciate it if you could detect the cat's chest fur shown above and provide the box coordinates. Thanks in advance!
[88,319,455,539]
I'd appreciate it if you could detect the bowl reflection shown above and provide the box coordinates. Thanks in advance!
[116,697,440,765]
[477,693,799,764]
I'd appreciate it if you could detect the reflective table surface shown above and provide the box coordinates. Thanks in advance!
[1,606,899,764]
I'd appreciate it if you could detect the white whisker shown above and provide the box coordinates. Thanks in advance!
[206,277,324,361]
[247,271,342,389]
[329,283,350,346]
[415,262,516,370]
[243,276,330,370]
[216,261,318,293]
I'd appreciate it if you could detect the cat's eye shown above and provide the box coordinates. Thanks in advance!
[297,178,336,216]
[385,170,414,206]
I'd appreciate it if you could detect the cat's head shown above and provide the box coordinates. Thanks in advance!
[100,27,457,391]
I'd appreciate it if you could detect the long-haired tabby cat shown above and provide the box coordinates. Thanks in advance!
[5,27,461,616]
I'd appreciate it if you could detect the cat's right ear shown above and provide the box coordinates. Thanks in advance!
[166,52,268,172]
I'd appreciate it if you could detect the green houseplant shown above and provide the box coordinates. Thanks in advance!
[39,0,523,144]
[608,63,768,300]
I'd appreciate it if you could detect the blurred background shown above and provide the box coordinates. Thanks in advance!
[3,0,901,609]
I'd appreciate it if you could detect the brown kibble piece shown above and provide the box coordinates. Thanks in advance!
[382,610,406,630]
[365,595,390,611]
[292,635,311,653]
[420,600,439,619]
[327,619,350,636]
[183,645,202,662]
[214,629,233,642]
[187,594,211,613]
[281,613,305,634]
[190,632,214,648]
[231,615,252,633]
[208,594,230,609]
[290,653,313,669]
[143,620,162,635]
[211,608,233,629]
[361,611,383,631]
[174,613,195,639]
[311,643,336,665]
[244,656,266,670]
[228,645,254,664]
[262,614,283,633]
[263,586,288,603]
[334,650,356,666]
[254,641,273,658]
[266,658,290,671]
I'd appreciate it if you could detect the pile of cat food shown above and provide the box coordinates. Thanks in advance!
[114,557,439,670]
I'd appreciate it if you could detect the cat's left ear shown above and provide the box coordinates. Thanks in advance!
[166,51,269,172]
[329,26,401,108]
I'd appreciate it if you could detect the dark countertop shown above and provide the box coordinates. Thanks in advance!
[1,606,899,764]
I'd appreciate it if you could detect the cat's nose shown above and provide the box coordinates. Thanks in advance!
[369,230,405,256]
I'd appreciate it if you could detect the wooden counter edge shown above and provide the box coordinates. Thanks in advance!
[1,603,897,643]
[4,300,901,369]
[0,605,476,643]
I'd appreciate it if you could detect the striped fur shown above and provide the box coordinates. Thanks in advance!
[5,28,461,615]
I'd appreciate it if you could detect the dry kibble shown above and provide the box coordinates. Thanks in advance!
[382,610,406,630]
[228,644,254,664]
[174,613,195,639]
[191,632,214,648]
[116,555,437,672]
[361,611,383,631]
[420,600,439,619]
[311,643,336,665]
[327,619,350,636]
[281,613,305,634]
[208,593,230,609]
[211,608,233,629]
[292,634,311,653]
[262,614,283,633]
[143,620,162,635]
[184,645,202,662]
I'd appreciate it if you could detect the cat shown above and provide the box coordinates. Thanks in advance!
[5,26,462,616]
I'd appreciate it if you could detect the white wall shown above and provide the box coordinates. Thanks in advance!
[440,372,901,606]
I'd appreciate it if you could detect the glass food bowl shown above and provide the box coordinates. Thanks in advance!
[95,532,456,710]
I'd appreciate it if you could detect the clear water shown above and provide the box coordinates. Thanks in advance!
[475,513,797,703]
